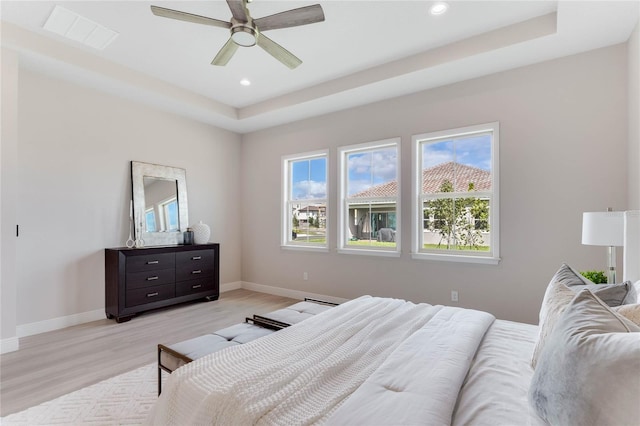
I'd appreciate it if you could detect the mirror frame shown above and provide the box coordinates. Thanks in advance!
[131,161,188,246]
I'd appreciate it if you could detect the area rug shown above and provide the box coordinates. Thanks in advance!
[1,364,162,425]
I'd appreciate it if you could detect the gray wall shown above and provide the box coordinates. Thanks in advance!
[1,48,19,351]
[1,31,637,348]
[12,69,242,328]
[629,22,639,210]
[241,45,629,324]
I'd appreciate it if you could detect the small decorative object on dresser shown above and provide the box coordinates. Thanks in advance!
[105,244,219,323]
[191,220,211,244]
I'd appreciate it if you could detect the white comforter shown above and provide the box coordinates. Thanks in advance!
[146,296,495,425]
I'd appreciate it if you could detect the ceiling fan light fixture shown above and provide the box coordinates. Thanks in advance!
[231,26,257,47]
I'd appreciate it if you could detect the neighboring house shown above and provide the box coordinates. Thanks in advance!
[293,205,326,226]
[348,162,491,241]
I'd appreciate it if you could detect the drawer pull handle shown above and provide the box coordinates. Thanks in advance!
[192,270,202,274]
[191,256,202,260]
[192,284,202,289]
[146,276,159,281]
[147,292,159,297]
[146,260,159,265]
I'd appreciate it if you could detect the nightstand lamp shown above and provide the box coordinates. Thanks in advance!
[582,209,624,284]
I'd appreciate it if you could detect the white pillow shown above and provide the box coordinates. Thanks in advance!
[531,280,575,368]
[529,289,640,426]
[613,304,640,326]
[531,264,630,368]
[622,280,640,305]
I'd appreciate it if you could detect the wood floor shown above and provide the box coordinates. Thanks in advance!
[0,289,296,416]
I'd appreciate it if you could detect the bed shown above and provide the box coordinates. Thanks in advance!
[146,211,640,426]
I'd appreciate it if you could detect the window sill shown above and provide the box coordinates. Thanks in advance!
[411,252,500,265]
[281,245,329,253]
[338,248,401,258]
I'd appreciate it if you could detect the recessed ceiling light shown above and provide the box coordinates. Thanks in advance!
[430,2,449,16]
[240,78,251,86]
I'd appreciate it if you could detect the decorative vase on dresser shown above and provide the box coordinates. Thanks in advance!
[191,220,211,244]
[105,243,219,323]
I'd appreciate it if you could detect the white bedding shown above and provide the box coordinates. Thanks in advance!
[147,296,495,425]
[453,319,546,426]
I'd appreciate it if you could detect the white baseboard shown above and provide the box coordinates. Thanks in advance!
[241,281,348,305]
[220,281,242,292]
[12,281,342,340]
[0,336,19,354]
[16,309,104,338]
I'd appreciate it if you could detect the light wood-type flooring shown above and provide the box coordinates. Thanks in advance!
[0,289,296,416]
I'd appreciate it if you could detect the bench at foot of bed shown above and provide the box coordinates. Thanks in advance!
[157,299,336,394]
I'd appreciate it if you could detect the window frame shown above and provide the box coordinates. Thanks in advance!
[411,122,500,264]
[281,150,329,252]
[338,138,401,257]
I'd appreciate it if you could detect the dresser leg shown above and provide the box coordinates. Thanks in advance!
[205,295,219,302]
[116,316,133,323]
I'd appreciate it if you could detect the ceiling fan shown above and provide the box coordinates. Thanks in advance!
[150,0,325,69]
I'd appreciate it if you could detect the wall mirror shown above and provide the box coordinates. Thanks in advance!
[131,161,188,246]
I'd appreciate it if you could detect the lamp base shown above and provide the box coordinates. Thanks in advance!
[607,245,617,284]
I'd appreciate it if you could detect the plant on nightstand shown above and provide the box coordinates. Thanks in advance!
[580,270,607,284]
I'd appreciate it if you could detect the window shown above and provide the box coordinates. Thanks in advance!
[162,199,179,231]
[282,151,328,250]
[145,209,157,232]
[339,138,400,256]
[412,122,499,264]
[145,197,178,233]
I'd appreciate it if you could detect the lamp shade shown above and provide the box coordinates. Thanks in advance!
[582,211,624,246]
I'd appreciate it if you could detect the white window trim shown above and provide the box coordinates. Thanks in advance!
[281,149,329,252]
[411,122,500,265]
[338,138,401,257]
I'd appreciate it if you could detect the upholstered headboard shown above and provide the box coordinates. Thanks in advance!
[623,210,640,283]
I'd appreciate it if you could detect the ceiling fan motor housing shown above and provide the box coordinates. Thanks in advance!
[231,23,257,47]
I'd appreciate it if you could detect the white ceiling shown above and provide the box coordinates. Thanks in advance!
[1,1,638,133]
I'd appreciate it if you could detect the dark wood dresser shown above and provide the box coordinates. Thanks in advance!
[105,244,219,323]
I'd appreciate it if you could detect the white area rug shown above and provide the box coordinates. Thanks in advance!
[1,364,160,425]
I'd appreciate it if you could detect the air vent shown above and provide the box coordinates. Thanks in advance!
[43,5,118,50]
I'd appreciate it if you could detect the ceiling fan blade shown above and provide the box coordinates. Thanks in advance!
[256,33,302,69]
[150,5,230,29]
[254,4,324,32]
[211,38,239,66]
[226,0,249,22]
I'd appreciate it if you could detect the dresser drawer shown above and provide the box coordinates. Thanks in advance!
[126,253,175,273]
[175,249,215,281]
[175,265,214,282]
[126,268,175,290]
[176,250,215,266]
[176,278,214,297]
[126,283,175,307]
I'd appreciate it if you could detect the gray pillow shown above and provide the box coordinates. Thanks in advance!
[553,263,629,306]
[531,264,631,368]
[529,289,640,426]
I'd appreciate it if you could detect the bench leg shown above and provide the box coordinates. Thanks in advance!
[157,345,162,395]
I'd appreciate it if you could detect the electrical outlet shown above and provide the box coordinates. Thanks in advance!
[303,272,308,281]
[451,290,459,302]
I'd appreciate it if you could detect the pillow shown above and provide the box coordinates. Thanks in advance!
[529,289,640,426]
[531,264,630,368]
[613,304,640,326]
[554,263,629,306]
[531,280,576,368]
[622,280,640,305]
